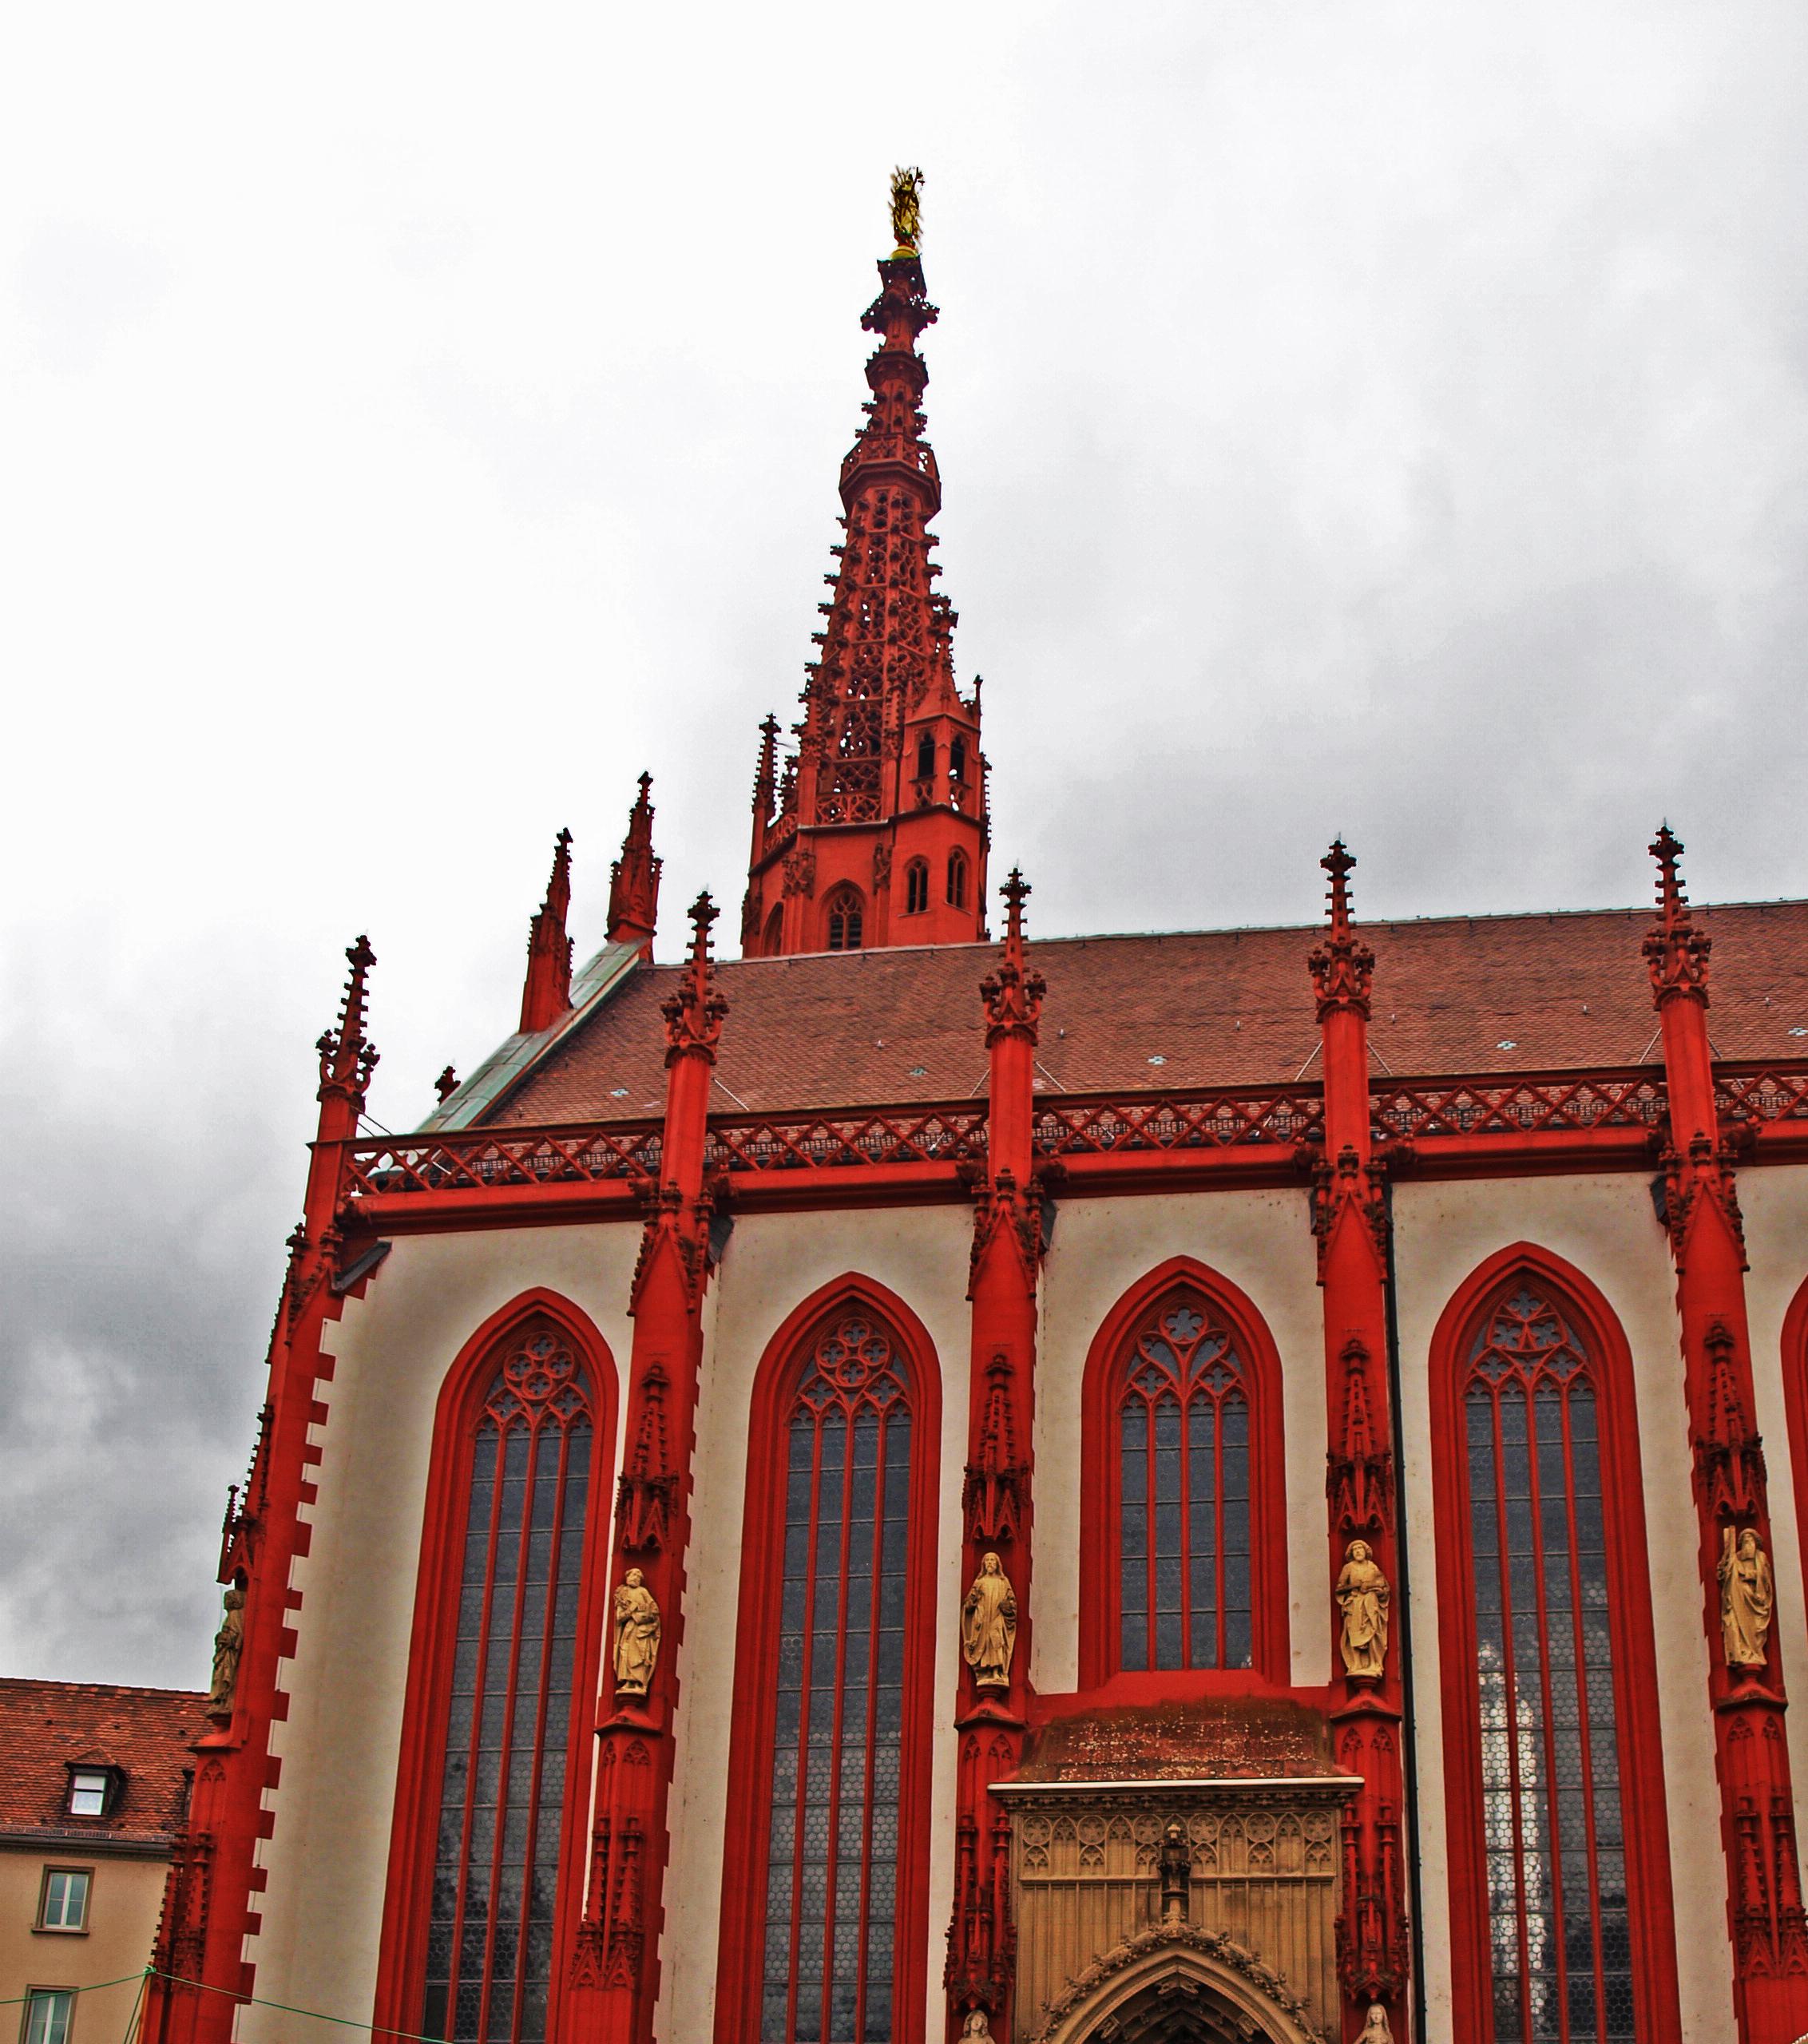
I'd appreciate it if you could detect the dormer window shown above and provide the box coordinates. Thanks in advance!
[65,1768,115,1818]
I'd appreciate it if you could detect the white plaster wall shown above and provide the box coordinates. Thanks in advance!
[241,1222,641,2044]
[1034,1187,1330,1694]
[1733,1164,1808,1813]
[1390,1174,1728,2044]
[655,1202,976,2044]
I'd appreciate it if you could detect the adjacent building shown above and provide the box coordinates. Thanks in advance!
[1,1680,207,2044]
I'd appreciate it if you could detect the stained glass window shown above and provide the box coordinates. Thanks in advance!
[423,1321,593,2044]
[1118,1288,1251,1671]
[761,1313,913,2043]
[1465,1283,1632,2044]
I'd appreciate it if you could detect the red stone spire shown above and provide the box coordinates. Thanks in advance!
[743,169,988,958]
[607,773,662,959]
[519,829,575,1033]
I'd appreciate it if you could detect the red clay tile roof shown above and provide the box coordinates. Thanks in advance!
[487,900,1808,1125]
[0,1679,207,1844]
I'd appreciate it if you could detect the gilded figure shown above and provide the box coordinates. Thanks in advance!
[207,1581,245,1717]
[613,1567,662,1697]
[890,165,924,256]
[961,1551,1017,1689]
[1336,1538,1390,1681]
[1719,1524,1774,1671]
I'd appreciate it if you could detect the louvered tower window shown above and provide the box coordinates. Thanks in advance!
[761,1313,913,2042]
[1465,1283,1632,2043]
[423,1321,593,2044]
[1117,1288,1252,1670]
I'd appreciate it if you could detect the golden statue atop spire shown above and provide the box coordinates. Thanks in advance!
[890,165,924,258]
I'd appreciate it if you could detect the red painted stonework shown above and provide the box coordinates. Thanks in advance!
[143,939,384,2044]
[565,893,725,2044]
[1645,830,1808,2044]
[945,871,1042,2040]
[741,240,986,959]
[1306,845,1410,2042]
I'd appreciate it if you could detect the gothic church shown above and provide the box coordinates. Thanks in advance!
[142,175,1808,2044]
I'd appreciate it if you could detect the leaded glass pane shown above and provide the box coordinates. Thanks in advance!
[1464,1284,1635,2044]
[1116,1289,1255,1670]
[422,1323,592,2044]
[761,1313,914,2042]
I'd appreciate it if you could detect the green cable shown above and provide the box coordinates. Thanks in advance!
[5,1967,448,2044]
[148,1972,448,2043]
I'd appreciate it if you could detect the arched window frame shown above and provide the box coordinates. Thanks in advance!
[714,1277,942,2044]
[1079,1257,1290,1691]
[945,850,969,910]
[902,859,930,916]
[761,904,784,957]
[948,735,967,782]
[1779,1273,1808,1620]
[374,1291,619,2044]
[825,885,864,952]
[1429,1243,1682,2044]
[914,732,936,782]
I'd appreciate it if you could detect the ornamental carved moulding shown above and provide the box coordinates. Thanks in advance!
[995,1696,1354,2042]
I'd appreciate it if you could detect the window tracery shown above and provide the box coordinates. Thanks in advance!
[422,1319,594,2044]
[904,860,930,916]
[1460,1281,1631,2042]
[946,850,969,911]
[1116,1289,1252,1671]
[826,887,864,952]
[759,1311,915,2042]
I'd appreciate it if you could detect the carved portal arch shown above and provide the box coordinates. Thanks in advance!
[1024,1922,1330,2044]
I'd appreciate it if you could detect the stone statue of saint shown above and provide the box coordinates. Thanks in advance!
[613,1568,661,1698]
[1357,2005,1394,2044]
[1337,1539,1391,1682]
[1719,1525,1774,1671]
[1159,1819,1191,1923]
[958,2013,995,2043]
[961,1551,1017,1689]
[208,1583,245,1717]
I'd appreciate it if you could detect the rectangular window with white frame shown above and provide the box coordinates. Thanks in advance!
[22,1989,74,2044]
[38,1868,91,1932]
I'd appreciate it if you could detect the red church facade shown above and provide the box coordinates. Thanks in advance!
[141,187,1808,2044]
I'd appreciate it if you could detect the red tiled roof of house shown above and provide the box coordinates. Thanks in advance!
[486,899,1808,1126]
[0,1679,207,1844]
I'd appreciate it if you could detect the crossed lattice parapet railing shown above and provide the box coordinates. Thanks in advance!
[336,1063,1808,1217]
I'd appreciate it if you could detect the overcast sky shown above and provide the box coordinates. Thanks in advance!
[4,2,1806,1688]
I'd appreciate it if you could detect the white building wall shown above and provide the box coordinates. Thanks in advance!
[242,1221,641,2044]
[1390,1172,1731,2044]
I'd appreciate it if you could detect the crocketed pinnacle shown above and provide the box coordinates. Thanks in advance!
[1308,839,1375,1020]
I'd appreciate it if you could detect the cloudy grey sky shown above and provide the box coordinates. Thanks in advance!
[4,2,1806,1687]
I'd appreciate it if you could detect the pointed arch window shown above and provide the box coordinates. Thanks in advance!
[825,887,864,952]
[914,732,936,782]
[716,1290,941,2044]
[1432,1256,1680,2044]
[945,850,969,910]
[1080,1266,1288,1687]
[903,860,930,916]
[374,1302,616,2044]
[948,735,967,782]
[424,1325,593,2043]
[762,904,785,957]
